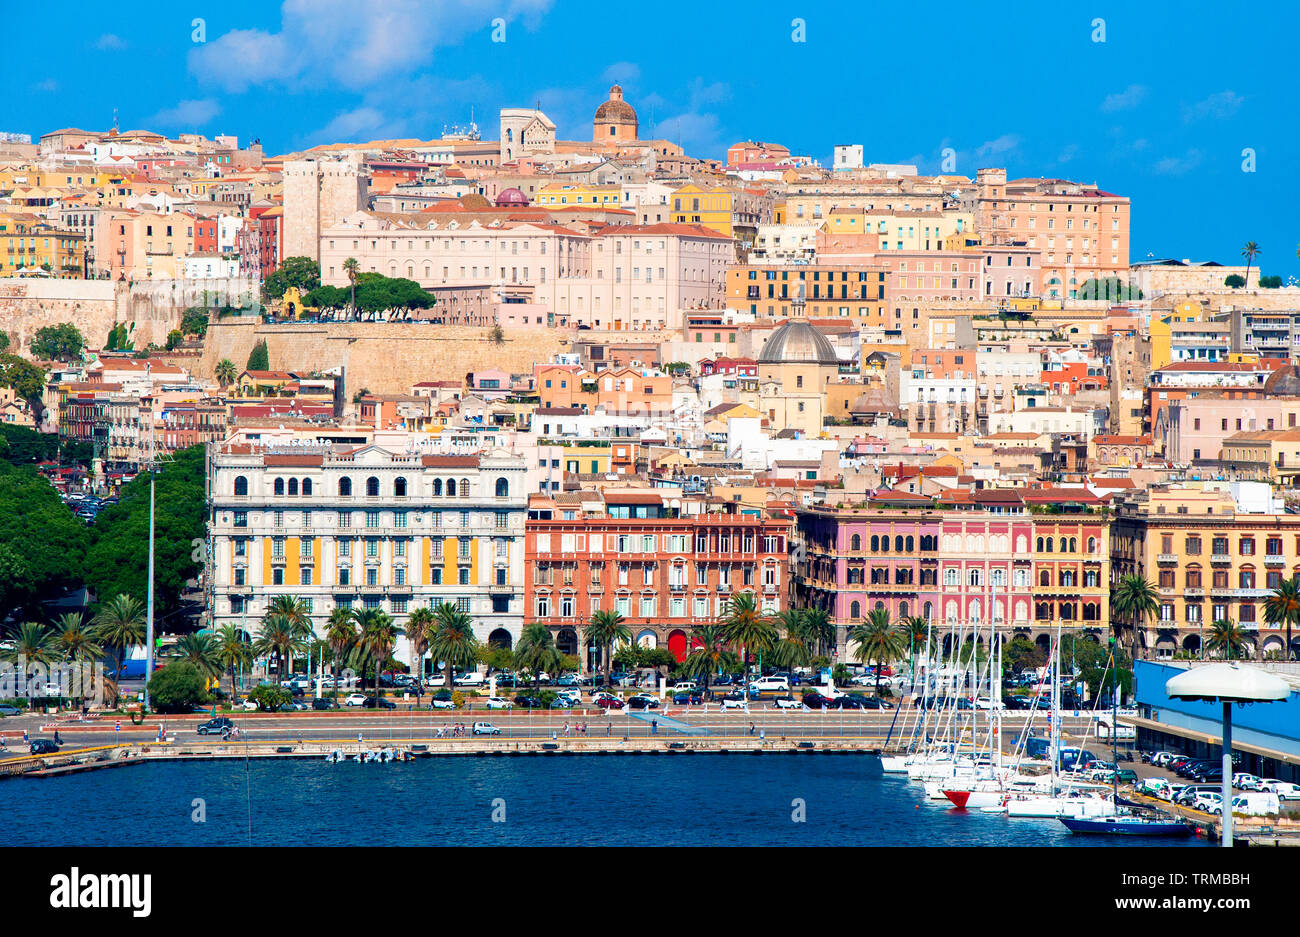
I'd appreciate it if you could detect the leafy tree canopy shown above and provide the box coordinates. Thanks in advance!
[147,661,209,714]
[305,274,436,312]
[29,323,86,362]
[1077,278,1142,301]
[1224,274,1246,288]
[0,462,87,618]
[179,307,210,338]
[0,354,47,408]
[262,256,321,302]
[246,340,269,372]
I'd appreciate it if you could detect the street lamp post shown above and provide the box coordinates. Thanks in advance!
[144,471,156,710]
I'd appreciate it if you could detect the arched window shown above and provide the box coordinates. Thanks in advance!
[1045,538,1053,553]
[1058,537,1068,553]
[495,477,508,498]
[905,536,914,552]
[880,537,890,554]
[273,478,285,496]
[445,478,457,497]
[302,478,312,496]
[233,475,248,496]
[432,478,443,496]
[339,477,352,497]
[870,535,879,551]
[1036,537,1044,552]
[366,476,380,497]
[1087,536,1096,553]
[899,601,909,618]
[288,478,299,496]
[459,479,470,498]
[395,477,407,497]
[923,601,933,620]
[944,569,959,586]
[894,535,904,552]
[1039,570,1051,587]
[850,534,861,551]
[968,568,982,587]
[850,601,861,620]
[1069,538,1078,552]
[991,568,1005,587]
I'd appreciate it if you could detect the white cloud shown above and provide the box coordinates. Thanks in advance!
[1182,90,1243,122]
[96,33,126,51]
[601,62,641,86]
[1055,143,1079,165]
[974,134,1020,160]
[189,0,553,93]
[1153,149,1203,175]
[648,79,732,158]
[305,107,409,146]
[146,99,222,128]
[1101,84,1147,112]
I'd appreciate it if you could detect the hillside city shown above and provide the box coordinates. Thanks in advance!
[2,84,1300,691]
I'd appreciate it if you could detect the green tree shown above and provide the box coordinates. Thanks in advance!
[428,603,479,690]
[255,613,307,683]
[105,322,133,351]
[0,464,87,617]
[679,624,739,696]
[50,612,104,676]
[718,592,777,685]
[586,608,631,686]
[515,622,564,693]
[1264,576,1300,661]
[172,632,221,682]
[848,607,906,695]
[343,257,360,311]
[1224,274,1246,288]
[1110,573,1159,660]
[302,285,349,309]
[1241,241,1261,288]
[261,256,321,302]
[30,323,86,362]
[489,324,504,345]
[1259,274,1284,289]
[405,606,437,699]
[84,447,205,619]
[147,661,208,713]
[215,624,254,701]
[1206,619,1249,660]
[246,340,269,372]
[179,307,210,338]
[2,622,54,704]
[91,594,146,684]
[0,354,48,418]
[247,682,292,712]
[215,358,237,388]
[354,608,401,697]
[265,595,313,675]
[325,607,358,701]
[0,331,9,352]
[165,329,184,351]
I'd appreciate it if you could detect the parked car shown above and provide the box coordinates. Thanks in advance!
[626,695,660,710]
[829,694,866,710]
[312,698,336,711]
[471,722,501,736]
[29,738,60,755]
[1174,785,1220,807]
[485,697,513,711]
[1193,791,1224,814]
[672,691,705,705]
[429,692,454,711]
[773,695,801,710]
[801,692,835,709]
[196,717,234,735]
[594,696,624,710]
[748,677,791,693]
[362,697,397,710]
[720,695,748,711]
[513,695,543,709]
[344,693,368,707]
[0,704,22,716]
[1232,772,1262,790]
[670,681,698,693]
[1257,779,1300,799]
[549,696,578,709]
[1231,792,1281,816]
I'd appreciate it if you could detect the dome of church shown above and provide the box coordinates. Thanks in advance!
[495,187,529,206]
[594,85,638,125]
[758,320,839,365]
[1264,365,1300,396]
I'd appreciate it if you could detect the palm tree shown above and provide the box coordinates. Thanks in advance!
[91,593,146,683]
[848,608,907,696]
[172,633,222,684]
[214,624,253,702]
[1241,241,1261,288]
[800,606,835,658]
[405,606,436,702]
[255,613,306,686]
[215,357,237,388]
[354,609,401,700]
[679,624,737,697]
[325,608,358,700]
[2,622,54,706]
[265,595,313,677]
[770,634,811,686]
[586,609,631,686]
[428,603,479,690]
[718,592,778,689]
[1264,576,1300,660]
[900,615,929,682]
[343,257,360,312]
[49,613,104,706]
[515,623,564,694]
[1206,619,1249,661]
[1110,574,1158,661]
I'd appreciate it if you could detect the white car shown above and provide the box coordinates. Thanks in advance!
[720,697,748,711]
[748,677,790,693]
[485,696,513,710]
[471,722,501,736]
[1233,772,1262,791]
[974,697,1005,711]
[1192,792,1223,814]
[773,696,801,710]
[1258,779,1300,799]
[343,693,367,707]
[241,699,260,711]
[430,696,454,710]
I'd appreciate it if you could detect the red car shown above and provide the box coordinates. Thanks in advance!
[594,697,625,709]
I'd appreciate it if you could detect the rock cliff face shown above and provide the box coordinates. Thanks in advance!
[198,320,574,394]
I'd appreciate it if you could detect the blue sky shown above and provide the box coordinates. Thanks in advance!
[14,0,1299,277]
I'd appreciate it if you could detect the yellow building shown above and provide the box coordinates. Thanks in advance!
[1149,300,1204,370]
[0,213,86,277]
[536,183,623,208]
[670,184,736,238]
[823,207,973,251]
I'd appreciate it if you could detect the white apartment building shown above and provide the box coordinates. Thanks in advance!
[207,445,529,655]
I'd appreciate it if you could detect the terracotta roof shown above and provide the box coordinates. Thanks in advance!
[264,454,323,467]
[420,455,480,467]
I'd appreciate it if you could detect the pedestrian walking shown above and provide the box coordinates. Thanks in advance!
[53,730,62,745]
[22,729,29,743]
[748,722,755,736]
[651,719,658,735]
